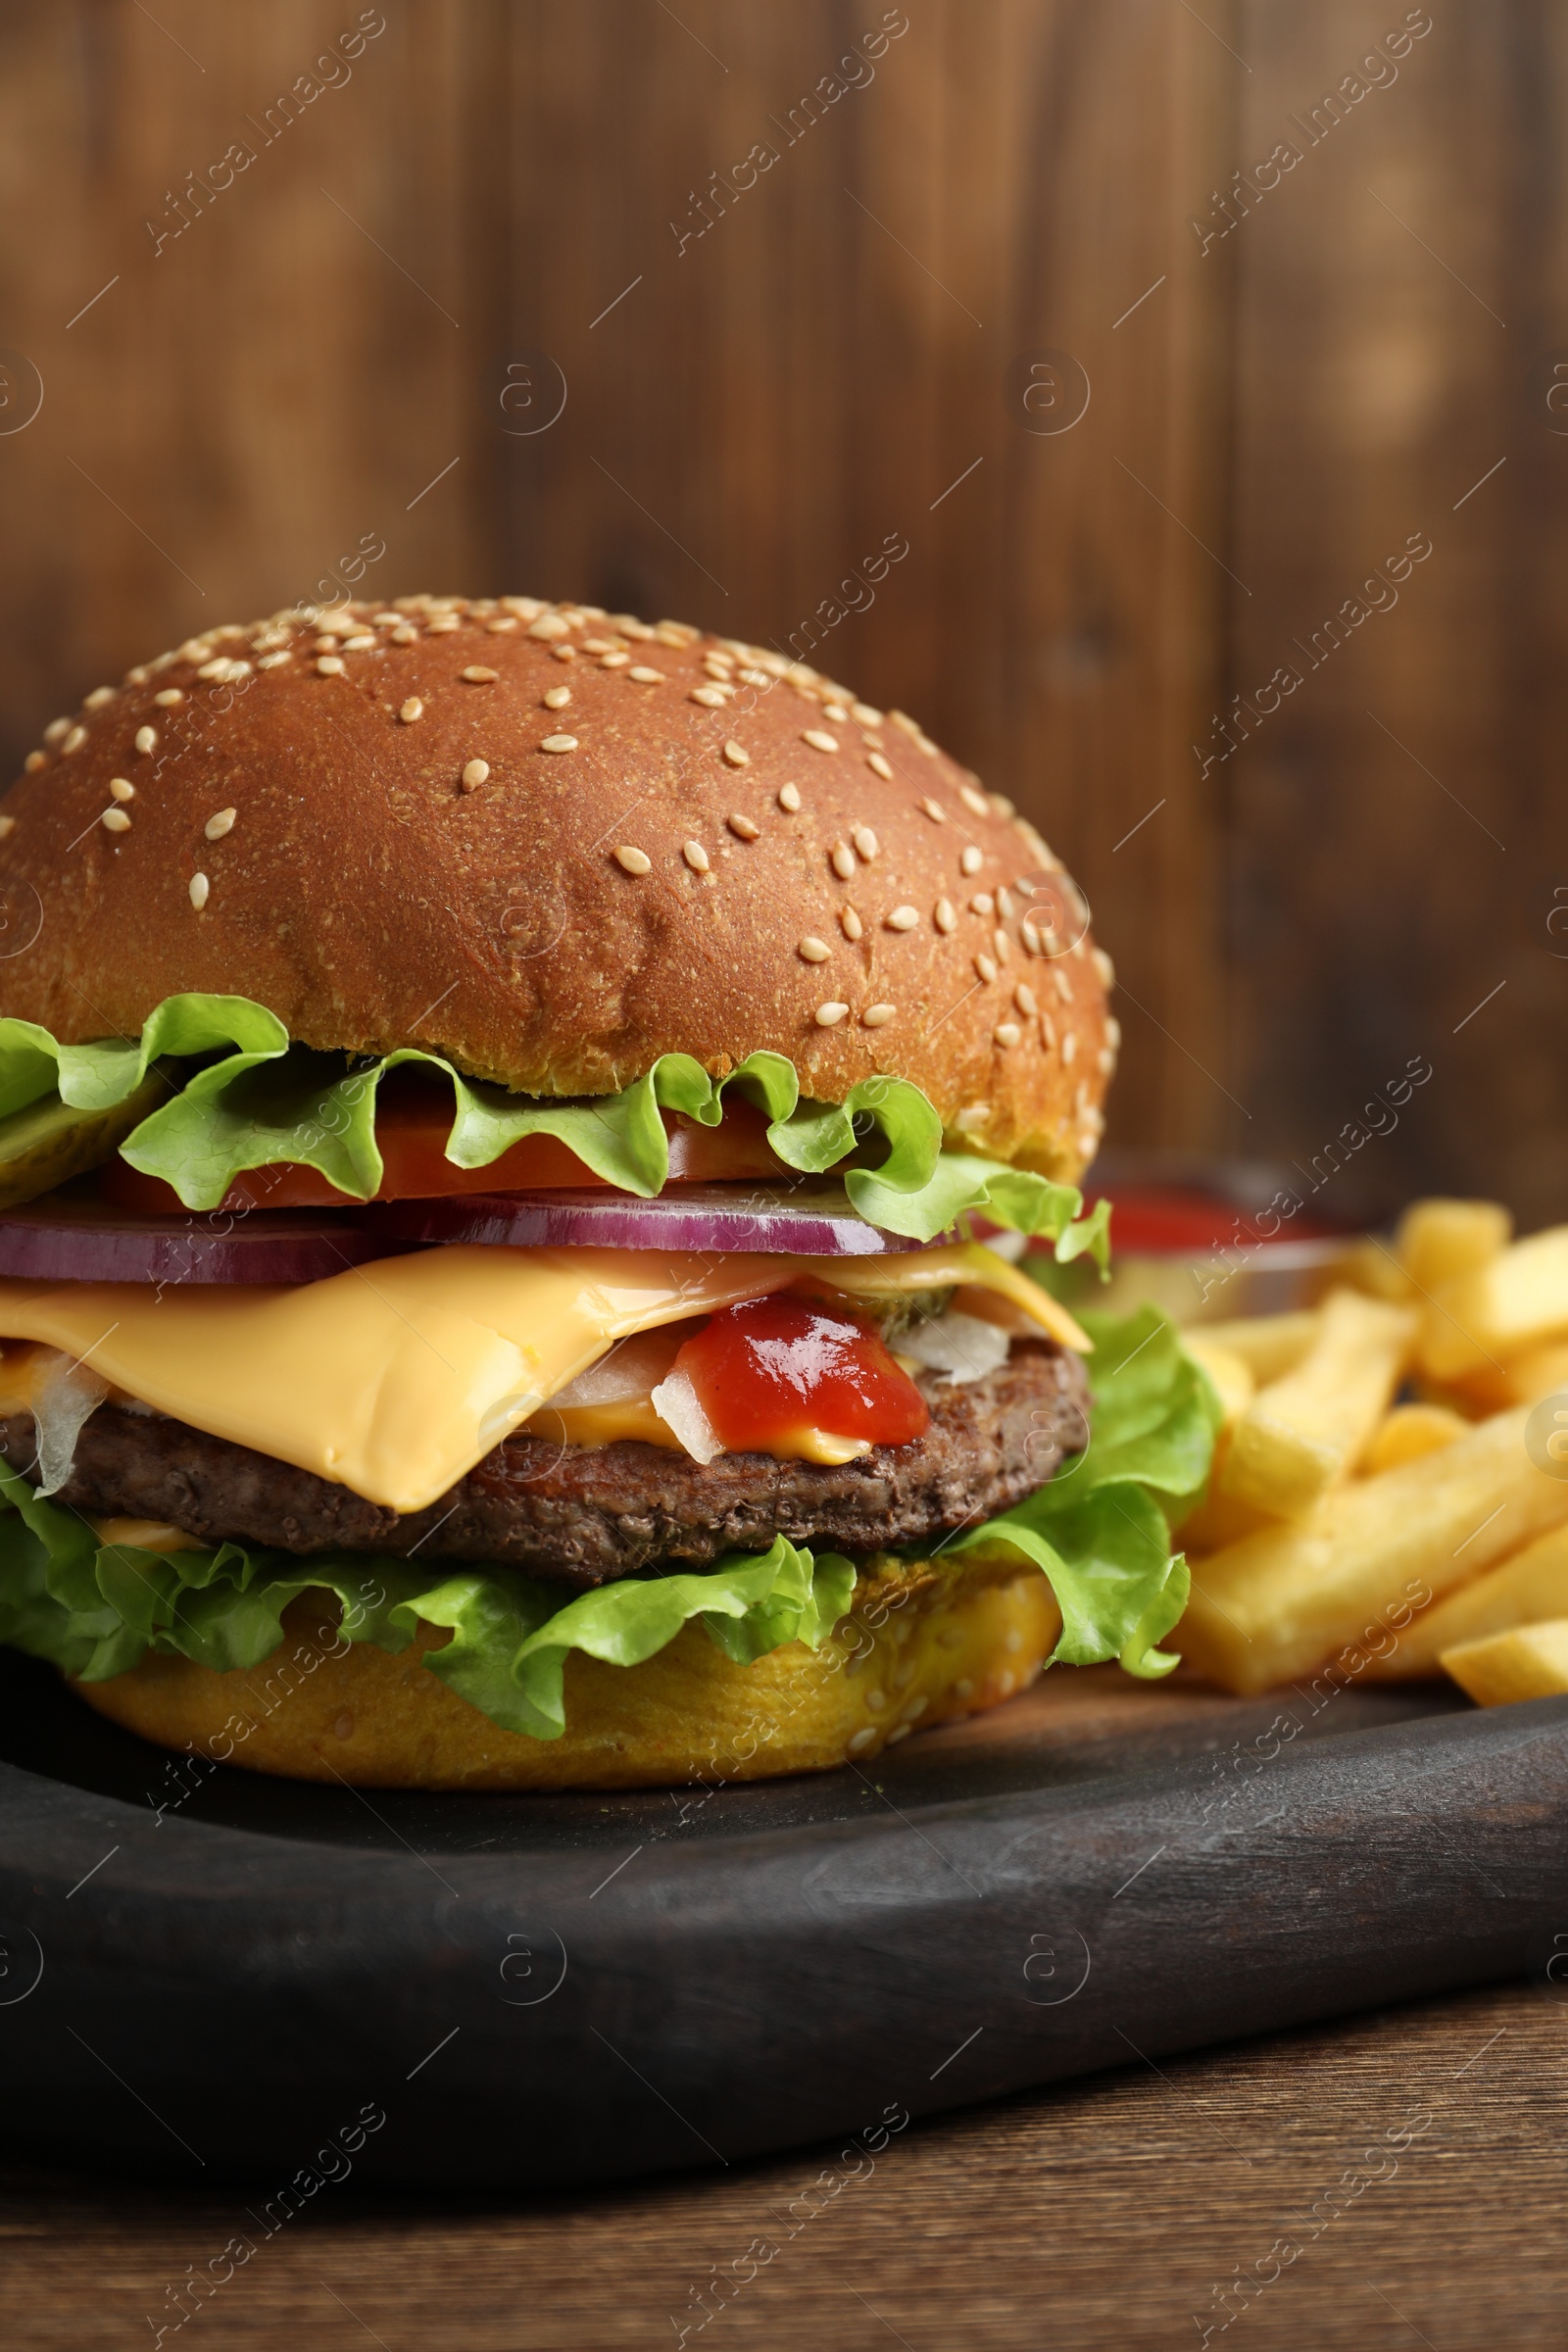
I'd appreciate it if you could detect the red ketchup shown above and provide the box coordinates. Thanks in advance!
[672,1294,930,1454]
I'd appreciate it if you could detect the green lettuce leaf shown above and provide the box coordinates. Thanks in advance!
[0,1306,1218,1736]
[941,1304,1222,1678]
[4,989,1108,1255]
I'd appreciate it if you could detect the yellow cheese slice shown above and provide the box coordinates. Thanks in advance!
[0,1240,1083,1514]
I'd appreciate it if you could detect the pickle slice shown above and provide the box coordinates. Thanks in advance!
[0,1071,169,1210]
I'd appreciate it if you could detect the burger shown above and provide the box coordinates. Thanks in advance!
[0,595,1216,1789]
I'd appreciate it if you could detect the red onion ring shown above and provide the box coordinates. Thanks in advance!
[367,1183,929,1256]
[0,1201,393,1285]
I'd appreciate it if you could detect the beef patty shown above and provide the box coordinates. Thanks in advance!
[1,1340,1089,1590]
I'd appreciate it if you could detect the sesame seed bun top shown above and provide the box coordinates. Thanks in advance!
[0,595,1113,1176]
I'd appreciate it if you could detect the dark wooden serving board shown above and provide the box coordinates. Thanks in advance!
[0,1646,1564,2192]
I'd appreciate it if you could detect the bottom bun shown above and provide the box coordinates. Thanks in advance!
[73,1554,1063,1790]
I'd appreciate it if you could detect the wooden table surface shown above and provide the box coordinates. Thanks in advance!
[2,1972,1558,2349]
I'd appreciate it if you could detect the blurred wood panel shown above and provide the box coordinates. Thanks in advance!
[491,0,1236,1148]
[0,0,1232,1154]
[1228,0,1568,1220]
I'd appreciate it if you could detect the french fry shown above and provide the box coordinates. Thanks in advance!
[1441,1618,1568,1707]
[1179,1336,1253,1430]
[1416,1338,1568,1422]
[1191,1309,1319,1385]
[1419,1224,1568,1381]
[1179,1405,1568,1695]
[1361,1522,1568,1680]
[1396,1197,1512,1295]
[1324,1238,1415,1304]
[1219,1289,1417,1519]
[1173,1437,1273,1553]
[1359,1401,1469,1477]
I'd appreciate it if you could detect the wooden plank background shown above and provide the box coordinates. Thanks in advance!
[0,0,1559,1218]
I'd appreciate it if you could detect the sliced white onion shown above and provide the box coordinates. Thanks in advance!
[894,1307,1010,1386]
[553,1328,688,1410]
[649,1369,724,1464]
[30,1348,111,1495]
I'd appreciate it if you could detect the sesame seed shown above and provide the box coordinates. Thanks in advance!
[528,614,571,640]
[1054,968,1073,1004]
[993,928,1010,961]
[841,906,863,941]
[959,845,983,876]
[1021,919,1041,956]
[722,740,749,768]
[542,685,572,710]
[975,954,998,984]
[427,615,462,634]
[913,795,944,825]
[852,703,882,728]
[997,886,1015,919]
[258,651,292,669]
[934,899,956,934]
[830,842,856,880]
[341,633,375,652]
[798,936,831,962]
[461,665,499,684]
[778,783,802,813]
[63,725,87,754]
[391,625,418,645]
[399,697,424,722]
[994,1022,1022,1049]
[889,710,921,739]
[1099,1047,1115,1073]
[540,734,578,754]
[134,726,156,755]
[550,644,576,662]
[153,687,184,708]
[1041,1013,1056,1049]
[852,825,878,861]
[1093,947,1116,988]
[862,1004,896,1027]
[628,665,664,685]
[803,728,839,755]
[822,701,850,723]
[316,655,345,676]
[958,784,989,818]
[100,807,131,834]
[885,906,919,931]
[814,1001,849,1027]
[1014,983,1038,1016]
[599,651,630,669]
[189,872,210,910]
[683,840,710,873]
[1105,1016,1121,1050]
[866,753,894,781]
[690,686,728,709]
[1062,1031,1078,1065]
[969,892,994,916]
[485,616,518,633]
[43,719,70,744]
[462,760,491,789]
[84,686,114,710]
[727,812,760,841]
[613,845,652,875]
[204,807,236,840]
[23,752,44,774]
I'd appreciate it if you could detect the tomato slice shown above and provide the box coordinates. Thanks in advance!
[671,1293,929,1453]
[98,1081,791,1214]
